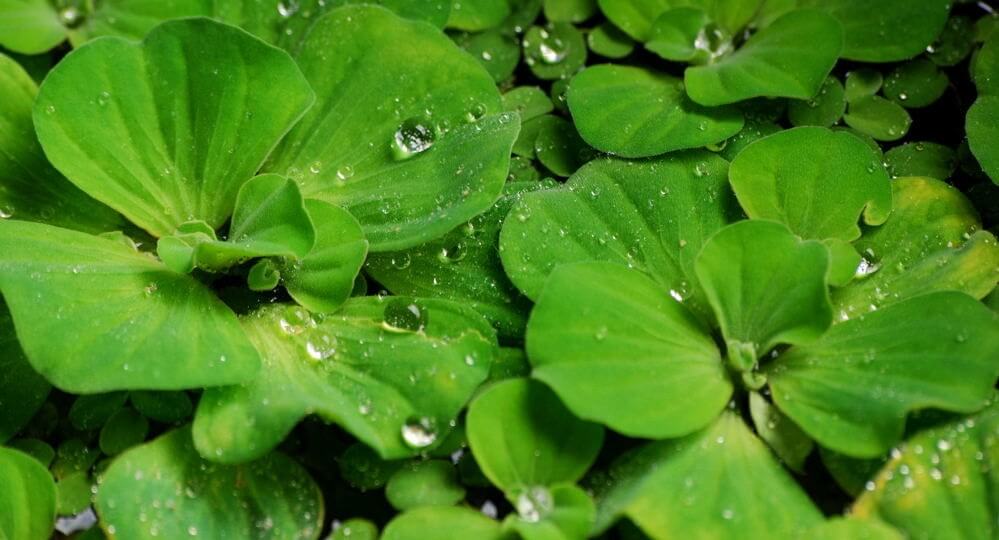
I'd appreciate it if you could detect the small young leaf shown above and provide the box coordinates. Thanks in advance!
[787,76,846,128]
[967,96,999,185]
[281,200,368,314]
[749,391,814,472]
[567,64,743,158]
[882,58,948,109]
[883,142,956,180]
[728,126,892,241]
[645,7,713,63]
[527,262,730,439]
[95,427,324,539]
[587,22,634,59]
[467,378,604,492]
[844,68,884,103]
[385,460,466,511]
[544,0,597,23]
[382,506,506,540]
[684,9,843,106]
[844,96,912,142]
[533,116,594,177]
[769,292,999,458]
[0,446,57,540]
[695,220,832,370]
[447,0,511,31]
[68,392,128,431]
[98,408,149,456]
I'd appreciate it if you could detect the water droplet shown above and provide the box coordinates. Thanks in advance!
[97,91,111,107]
[336,165,354,180]
[279,306,312,335]
[382,300,427,332]
[392,117,436,159]
[59,6,84,27]
[594,326,608,341]
[515,486,553,523]
[309,161,322,174]
[390,253,412,270]
[0,206,12,219]
[187,525,199,536]
[277,0,299,17]
[401,416,437,448]
[466,103,487,122]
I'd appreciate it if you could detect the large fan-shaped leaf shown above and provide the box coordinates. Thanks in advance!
[852,398,999,539]
[684,9,843,106]
[594,412,823,538]
[728,126,892,242]
[96,427,323,539]
[264,5,517,251]
[527,262,730,439]
[193,298,496,463]
[567,64,743,158]
[33,17,315,238]
[769,292,999,458]
[800,0,950,62]
[0,53,122,233]
[833,177,999,320]
[500,151,739,321]
[0,220,260,393]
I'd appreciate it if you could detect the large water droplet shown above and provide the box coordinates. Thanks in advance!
[401,416,437,448]
[515,486,553,523]
[392,117,436,160]
[382,300,427,332]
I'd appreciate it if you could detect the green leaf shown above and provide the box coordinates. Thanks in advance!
[0,0,65,54]
[769,292,999,458]
[385,460,466,510]
[533,116,594,177]
[95,426,324,539]
[331,519,378,540]
[448,0,510,31]
[567,64,743,158]
[645,7,712,63]
[728,126,892,242]
[806,518,903,540]
[0,220,260,393]
[967,96,999,184]
[974,33,999,96]
[526,262,731,439]
[0,446,56,540]
[455,28,522,83]
[467,378,603,491]
[883,142,956,180]
[596,0,672,41]
[505,483,595,540]
[367,182,545,339]
[522,22,587,80]
[99,408,150,455]
[832,177,999,319]
[502,86,554,122]
[56,471,92,516]
[382,506,507,540]
[69,392,128,431]
[594,412,822,537]
[0,53,122,234]
[33,18,315,238]
[265,5,516,251]
[587,22,634,59]
[281,200,368,314]
[544,0,597,23]
[193,298,496,463]
[927,15,975,67]
[852,398,999,539]
[338,442,402,491]
[748,391,813,472]
[844,96,912,142]
[844,68,883,103]
[882,58,948,109]
[684,9,843,106]
[800,0,950,62]
[787,76,846,128]
[193,174,315,271]
[500,151,739,321]
[0,300,49,442]
[695,220,831,371]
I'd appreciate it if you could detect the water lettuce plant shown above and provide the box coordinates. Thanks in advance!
[0,1,997,539]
